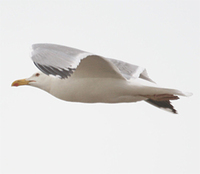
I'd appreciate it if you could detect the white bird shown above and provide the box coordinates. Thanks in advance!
[11,43,192,114]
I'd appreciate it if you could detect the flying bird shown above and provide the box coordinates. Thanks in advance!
[11,43,192,114]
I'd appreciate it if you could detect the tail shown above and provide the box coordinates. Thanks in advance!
[142,87,192,114]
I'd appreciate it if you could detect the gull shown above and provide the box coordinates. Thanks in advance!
[11,43,192,114]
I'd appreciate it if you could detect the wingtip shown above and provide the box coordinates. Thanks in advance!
[145,99,178,114]
[162,105,178,114]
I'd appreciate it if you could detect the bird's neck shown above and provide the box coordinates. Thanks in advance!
[38,76,54,93]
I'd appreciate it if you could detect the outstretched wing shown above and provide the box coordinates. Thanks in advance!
[31,43,155,83]
[31,43,125,80]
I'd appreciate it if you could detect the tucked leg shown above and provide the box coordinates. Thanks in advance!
[141,94,179,101]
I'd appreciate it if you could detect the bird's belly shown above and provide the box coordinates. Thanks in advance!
[50,78,145,103]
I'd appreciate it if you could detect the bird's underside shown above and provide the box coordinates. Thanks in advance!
[48,76,181,114]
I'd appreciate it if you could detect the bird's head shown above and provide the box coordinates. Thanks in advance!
[11,72,51,92]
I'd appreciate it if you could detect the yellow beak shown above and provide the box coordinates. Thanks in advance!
[11,79,30,87]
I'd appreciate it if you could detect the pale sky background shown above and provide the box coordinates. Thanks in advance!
[0,0,199,173]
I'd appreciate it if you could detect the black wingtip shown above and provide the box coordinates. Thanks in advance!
[33,62,75,79]
[145,99,178,114]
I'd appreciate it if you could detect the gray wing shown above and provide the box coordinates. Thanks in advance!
[32,43,154,82]
[32,43,92,78]
[107,58,155,83]
[31,43,125,80]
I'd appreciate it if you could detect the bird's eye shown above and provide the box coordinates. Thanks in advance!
[35,73,40,77]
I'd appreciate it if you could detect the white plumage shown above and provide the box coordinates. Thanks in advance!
[12,43,192,114]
